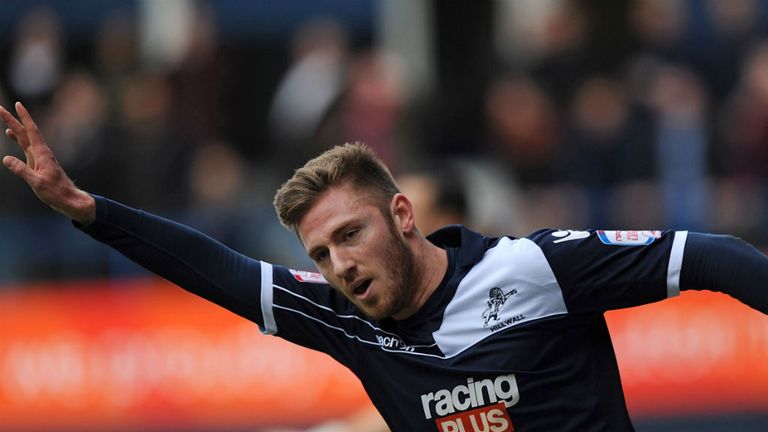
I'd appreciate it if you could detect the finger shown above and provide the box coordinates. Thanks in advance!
[15,102,43,145]
[4,127,35,168]
[0,105,24,132]
[0,105,31,151]
[14,103,47,168]
[2,155,34,183]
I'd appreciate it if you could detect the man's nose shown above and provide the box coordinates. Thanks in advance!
[331,247,355,279]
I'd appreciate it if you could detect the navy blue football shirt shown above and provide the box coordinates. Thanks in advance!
[80,196,694,431]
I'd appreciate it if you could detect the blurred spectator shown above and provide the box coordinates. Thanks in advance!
[707,0,760,38]
[396,165,469,236]
[7,6,63,107]
[561,75,654,226]
[94,9,140,122]
[169,1,233,142]
[697,0,763,101]
[184,140,311,270]
[716,40,768,240]
[269,18,348,170]
[481,72,593,235]
[41,70,109,190]
[721,41,768,180]
[109,70,191,212]
[484,73,561,186]
[96,10,139,77]
[629,0,689,62]
[648,64,711,230]
[316,49,408,174]
[530,0,592,102]
[183,140,251,250]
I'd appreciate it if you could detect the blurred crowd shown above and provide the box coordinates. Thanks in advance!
[3,0,768,282]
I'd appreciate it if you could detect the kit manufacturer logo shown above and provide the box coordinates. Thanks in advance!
[375,334,414,352]
[551,230,590,243]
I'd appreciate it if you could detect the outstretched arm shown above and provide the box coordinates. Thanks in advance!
[681,232,768,314]
[1,102,95,224]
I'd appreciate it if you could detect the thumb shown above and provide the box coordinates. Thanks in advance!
[3,155,31,181]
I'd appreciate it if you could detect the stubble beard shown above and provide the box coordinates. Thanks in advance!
[361,218,419,321]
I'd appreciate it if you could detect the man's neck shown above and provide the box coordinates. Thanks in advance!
[392,238,448,320]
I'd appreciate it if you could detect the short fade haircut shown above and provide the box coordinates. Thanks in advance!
[273,142,400,233]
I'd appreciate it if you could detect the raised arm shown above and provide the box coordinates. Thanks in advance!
[1,102,95,224]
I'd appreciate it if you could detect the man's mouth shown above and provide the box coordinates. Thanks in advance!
[352,279,372,297]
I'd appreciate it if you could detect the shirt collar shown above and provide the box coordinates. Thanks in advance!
[427,224,493,269]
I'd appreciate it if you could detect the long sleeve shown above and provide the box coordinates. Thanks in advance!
[78,195,268,326]
[681,232,768,314]
[77,196,372,366]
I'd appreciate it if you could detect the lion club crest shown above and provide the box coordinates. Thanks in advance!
[481,287,517,327]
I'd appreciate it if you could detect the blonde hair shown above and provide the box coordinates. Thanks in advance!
[273,142,399,233]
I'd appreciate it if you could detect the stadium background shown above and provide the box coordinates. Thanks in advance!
[0,0,767,430]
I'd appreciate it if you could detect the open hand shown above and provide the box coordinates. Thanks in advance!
[1,102,95,224]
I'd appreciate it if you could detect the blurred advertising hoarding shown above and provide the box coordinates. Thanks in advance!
[0,279,370,430]
[608,290,768,417]
[0,279,767,430]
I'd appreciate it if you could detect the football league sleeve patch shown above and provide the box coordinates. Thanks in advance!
[528,229,686,313]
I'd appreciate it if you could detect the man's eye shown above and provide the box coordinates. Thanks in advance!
[314,250,329,262]
[344,229,359,240]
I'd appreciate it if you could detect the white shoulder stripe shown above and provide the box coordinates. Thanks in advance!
[260,261,277,334]
[272,304,380,345]
[273,284,408,338]
[666,231,688,298]
[271,284,439,351]
[434,237,568,358]
[273,304,442,356]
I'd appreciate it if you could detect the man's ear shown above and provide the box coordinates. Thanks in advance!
[391,193,416,234]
